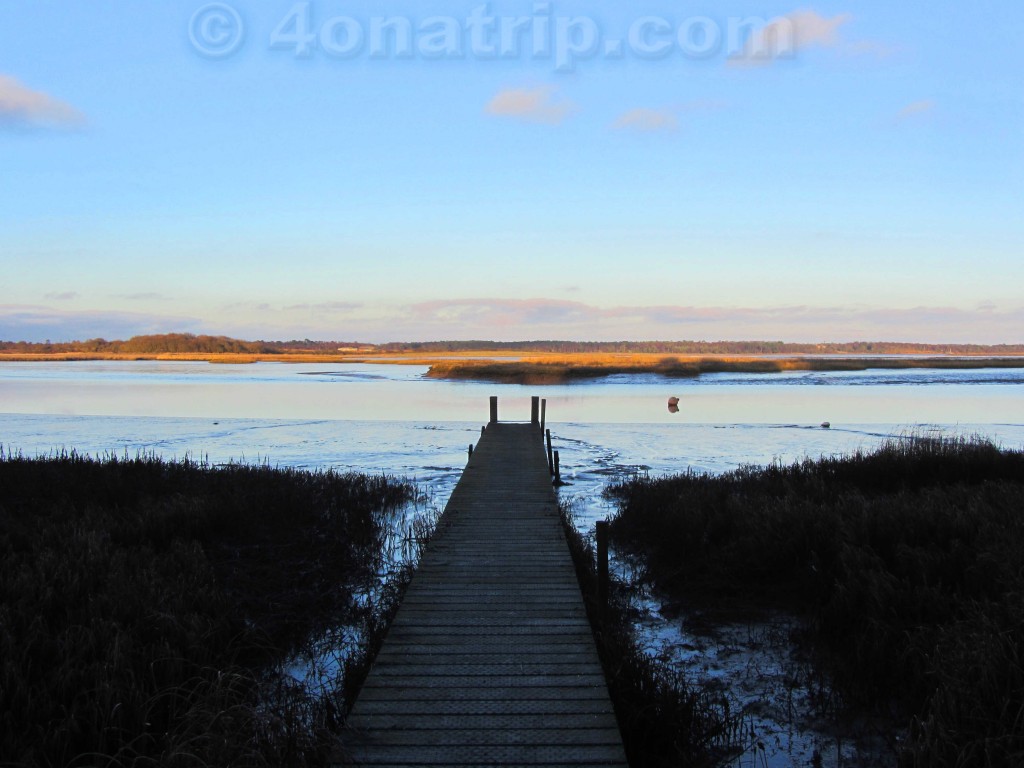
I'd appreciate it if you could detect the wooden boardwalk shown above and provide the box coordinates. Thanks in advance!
[334,420,628,767]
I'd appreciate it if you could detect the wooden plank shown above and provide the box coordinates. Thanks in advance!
[344,728,624,747]
[334,744,626,764]
[347,712,621,731]
[332,422,627,768]
[351,699,616,716]
[353,688,612,704]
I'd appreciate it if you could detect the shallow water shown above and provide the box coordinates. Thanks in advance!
[3,360,1024,426]
[4,360,1023,505]
[2,360,1023,766]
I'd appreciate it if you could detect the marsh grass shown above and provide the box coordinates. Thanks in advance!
[425,355,1024,384]
[559,501,738,767]
[0,450,421,768]
[605,435,1024,766]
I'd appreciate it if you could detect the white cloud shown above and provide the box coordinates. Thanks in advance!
[0,74,86,129]
[484,86,577,125]
[729,9,854,67]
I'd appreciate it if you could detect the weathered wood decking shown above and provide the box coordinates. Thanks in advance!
[334,421,627,767]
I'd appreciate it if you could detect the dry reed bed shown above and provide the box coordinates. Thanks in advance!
[0,451,418,768]
[605,436,1024,766]
[426,355,1024,384]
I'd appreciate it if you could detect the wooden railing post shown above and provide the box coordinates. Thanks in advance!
[546,429,554,476]
[489,396,498,424]
[531,396,540,425]
[553,450,561,485]
[468,444,473,461]
[596,521,610,616]
[540,399,546,435]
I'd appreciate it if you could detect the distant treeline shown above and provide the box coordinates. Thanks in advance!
[3,333,1023,356]
[0,334,364,355]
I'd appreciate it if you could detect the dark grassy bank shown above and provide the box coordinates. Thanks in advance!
[426,356,1024,384]
[0,451,418,768]
[606,436,1024,766]
[559,503,736,768]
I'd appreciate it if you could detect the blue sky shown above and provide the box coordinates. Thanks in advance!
[1,1,1022,343]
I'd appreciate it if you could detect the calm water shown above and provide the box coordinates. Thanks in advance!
[2,361,1023,527]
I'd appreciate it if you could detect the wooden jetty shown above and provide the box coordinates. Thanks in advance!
[334,399,627,767]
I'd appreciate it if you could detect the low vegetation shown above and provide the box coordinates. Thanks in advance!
[426,354,1024,384]
[605,436,1024,766]
[0,334,373,359]
[0,451,421,768]
[560,503,735,768]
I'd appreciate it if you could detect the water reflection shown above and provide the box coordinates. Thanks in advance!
[1,360,1023,425]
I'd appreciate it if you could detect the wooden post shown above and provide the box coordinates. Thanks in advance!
[489,396,498,424]
[546,429,554,476]
[531,396,540,425]
[553,450,561,485]
[540,399,546,436]
[596,521,610,616]
[481,425,486,436]
[468,444,473,461]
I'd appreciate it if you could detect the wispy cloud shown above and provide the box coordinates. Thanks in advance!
[0,306,202,343]
[6,299,1020,345]
[0,74,86,130]
[729,9,855,67]
[396,299,1024,344]
[114,292,173,302]
[283,301,362,313]
[612,108,679,134]
[44,291,79,301]
[895,99,936,123]
[223,301,273,313]
[612,100,725,133]
[410,299,595,327]
[484,86,577,125]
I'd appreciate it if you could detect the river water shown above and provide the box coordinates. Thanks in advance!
[2,360,1023,766]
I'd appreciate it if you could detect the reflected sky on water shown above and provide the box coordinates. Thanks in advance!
[2,360,1024,425]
